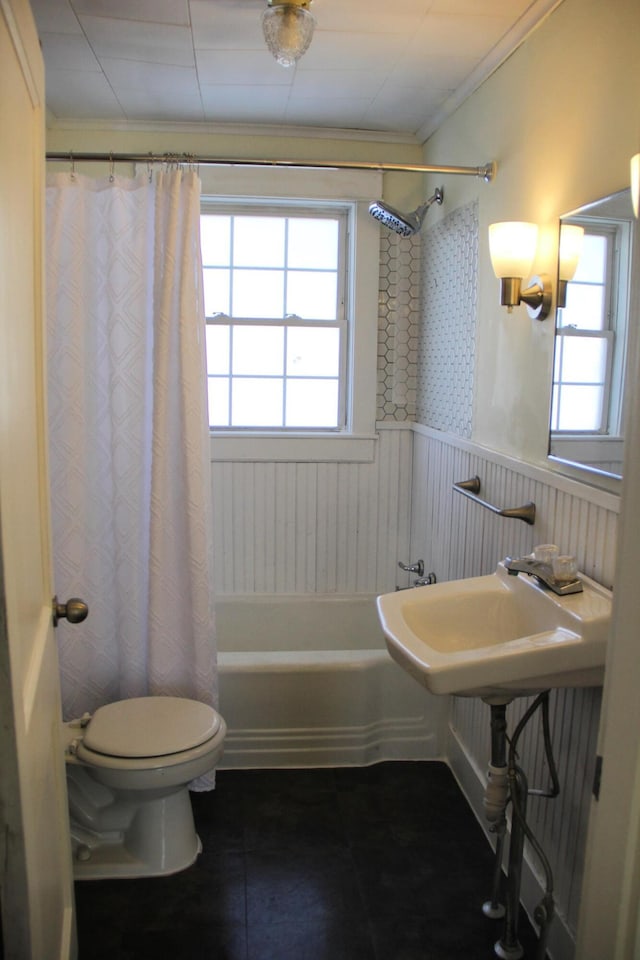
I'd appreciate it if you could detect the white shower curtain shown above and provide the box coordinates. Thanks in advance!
[46,168,217,742]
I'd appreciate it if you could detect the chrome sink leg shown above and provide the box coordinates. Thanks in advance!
[483,820,507,919]
[482,704,509,920]
[495,767,527,960]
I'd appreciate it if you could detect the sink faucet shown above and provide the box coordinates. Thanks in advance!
[504,556,583,595]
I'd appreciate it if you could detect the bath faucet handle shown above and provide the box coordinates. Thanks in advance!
[398,559,425,577]
[414,573,437,587]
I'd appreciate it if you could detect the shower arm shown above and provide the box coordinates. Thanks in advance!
[412,187,444,223]
[46,152,496,181]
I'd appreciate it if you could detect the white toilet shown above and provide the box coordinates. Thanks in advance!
[63,696,226,880]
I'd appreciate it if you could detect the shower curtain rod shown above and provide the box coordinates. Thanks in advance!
[46,151,496,181]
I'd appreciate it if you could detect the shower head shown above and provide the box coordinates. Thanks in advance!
[368,187,444,237]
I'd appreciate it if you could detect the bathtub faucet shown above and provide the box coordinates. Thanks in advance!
[398,559,424,577]
[396,571,437,590]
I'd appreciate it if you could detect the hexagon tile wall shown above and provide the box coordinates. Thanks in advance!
[376,231,422,422]
[416,201,478,437]
[376,201,478,435]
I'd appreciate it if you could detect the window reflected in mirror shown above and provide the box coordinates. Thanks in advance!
[549,189,638,485]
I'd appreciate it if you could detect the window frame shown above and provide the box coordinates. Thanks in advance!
[201,200,349,433]
[551,219,630,439]
[198,165,381,463]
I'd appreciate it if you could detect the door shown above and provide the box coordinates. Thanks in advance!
[0,1,77,957]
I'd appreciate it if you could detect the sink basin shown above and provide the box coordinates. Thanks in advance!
[376,562,612,699]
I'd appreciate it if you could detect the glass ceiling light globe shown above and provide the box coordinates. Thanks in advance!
[262,1,316,68]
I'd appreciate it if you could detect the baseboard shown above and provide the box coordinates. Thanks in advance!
[218,717,440,769]
[446,725,576,960]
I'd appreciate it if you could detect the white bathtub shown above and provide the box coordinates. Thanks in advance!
[214,593,447,769]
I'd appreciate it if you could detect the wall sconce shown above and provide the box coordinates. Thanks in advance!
[262,0,316,68]
[631,154,639,218]
[557,224,584,309]
[488,221,552,320]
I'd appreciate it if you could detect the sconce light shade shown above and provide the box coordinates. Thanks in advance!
[632,153,640,218]
[262,0,315,67]
[488,221,551,320]
[558,224,584,282]
[488,221,538,279]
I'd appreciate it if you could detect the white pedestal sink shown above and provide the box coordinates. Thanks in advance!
[376,562,612,699]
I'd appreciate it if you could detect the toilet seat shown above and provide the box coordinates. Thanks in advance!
[82,697,221,759]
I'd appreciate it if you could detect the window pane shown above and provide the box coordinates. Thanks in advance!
[233,269,284,318]
[206,325,230,375]
[558,336,608,384]
[203,267,230,317]
[232,379,283,427]
[285,379,339,427]
[560,283,606,330]
[208,378,229,427]
[555,385,604,431]
[201,216,230,266]
[286,327,340,377]
[573,234,607,284]
[233,326,284,375]
[287,271,338,320]
[288,219,339,269]
[234,217,285,267]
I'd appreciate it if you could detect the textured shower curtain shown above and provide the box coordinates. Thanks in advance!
[46,169,217,746]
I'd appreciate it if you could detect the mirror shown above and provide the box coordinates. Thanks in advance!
[548,188,638,487]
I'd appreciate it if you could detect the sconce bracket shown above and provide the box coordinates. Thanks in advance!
[520,273,552,321]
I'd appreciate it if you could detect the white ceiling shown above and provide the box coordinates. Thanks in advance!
[31,0,559,142]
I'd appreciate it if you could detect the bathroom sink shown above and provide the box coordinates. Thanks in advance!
[376,562,612,699]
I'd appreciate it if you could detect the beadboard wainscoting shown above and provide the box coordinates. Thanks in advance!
[210,424,413,597]
[409,423,619,959]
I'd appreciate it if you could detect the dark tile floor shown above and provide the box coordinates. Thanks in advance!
[75,762,545,959]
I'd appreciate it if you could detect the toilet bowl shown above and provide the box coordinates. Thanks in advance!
[63,696,226,880]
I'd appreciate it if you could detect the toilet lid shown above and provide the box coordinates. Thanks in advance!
[82,697,221,758]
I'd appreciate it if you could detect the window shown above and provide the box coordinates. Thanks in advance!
[198,165,381,462]
[551,221,629,437]
[201,204,348,430]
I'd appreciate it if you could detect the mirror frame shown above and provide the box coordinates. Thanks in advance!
[548,187,638,493]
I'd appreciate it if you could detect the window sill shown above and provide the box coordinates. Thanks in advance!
[209,432,378,463]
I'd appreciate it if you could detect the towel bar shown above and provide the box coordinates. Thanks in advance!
[453,476,536,525]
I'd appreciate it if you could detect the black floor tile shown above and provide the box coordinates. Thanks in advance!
[74,761,547,960]
[247,915,376,960]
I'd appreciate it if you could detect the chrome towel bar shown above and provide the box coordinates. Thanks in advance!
[453,476,536,525]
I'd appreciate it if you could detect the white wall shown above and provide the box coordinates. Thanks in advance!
[421,0,639,467]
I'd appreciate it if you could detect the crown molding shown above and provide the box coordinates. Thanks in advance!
[45,116,422,147]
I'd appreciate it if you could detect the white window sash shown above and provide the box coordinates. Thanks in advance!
[200,167,381,462]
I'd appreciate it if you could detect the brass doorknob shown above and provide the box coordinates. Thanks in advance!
[52,596,89,627]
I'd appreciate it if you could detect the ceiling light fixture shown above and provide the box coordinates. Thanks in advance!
[262,0,316,68]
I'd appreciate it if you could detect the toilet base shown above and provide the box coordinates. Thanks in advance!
[68,766,204,880]
[72,830,202,880]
